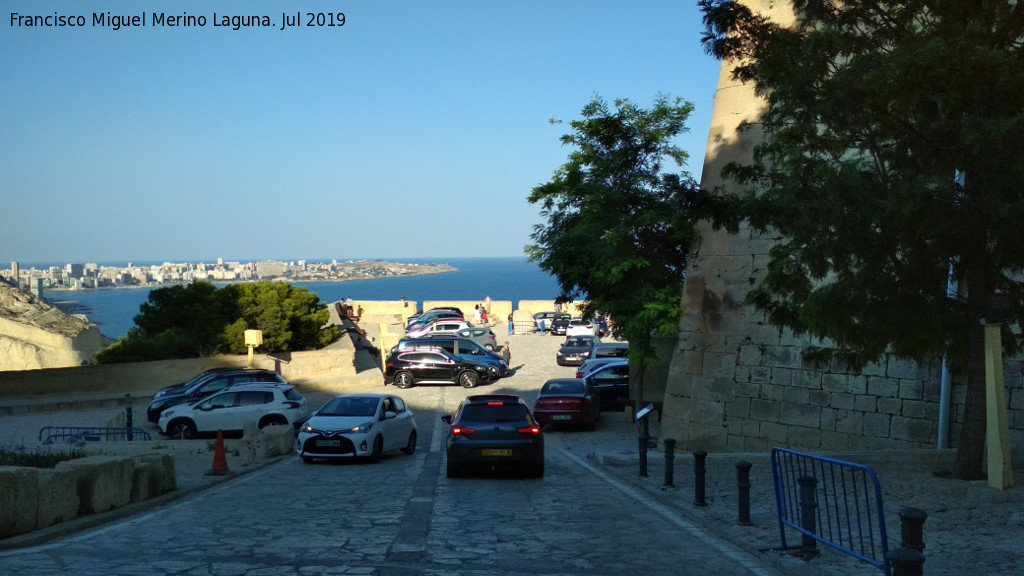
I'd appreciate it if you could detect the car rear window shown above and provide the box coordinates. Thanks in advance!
[239,391,273,405]
[284,388,303,401]
[542,381,583,395]
[460,403,529,423]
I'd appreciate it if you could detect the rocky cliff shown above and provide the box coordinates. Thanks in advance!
[0,282,106,371]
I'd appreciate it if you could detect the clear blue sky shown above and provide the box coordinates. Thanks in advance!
[2,1,722,264]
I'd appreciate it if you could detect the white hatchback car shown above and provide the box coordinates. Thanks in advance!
[296,394,417,463]
[159,383,309,439]
[405,319,473,339]
[565,317,596,337]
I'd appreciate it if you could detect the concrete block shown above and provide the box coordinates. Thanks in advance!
[820,408,837,431]
[749,399,781,422]
[770,367,796,385]
[794,370,823,390]
[830,392,855,410]
[854,395,877,413]
[835,411,864,435]
[820,430,853,450]
[867,376,899,398]
[876,397,902,415]
[787,426,821,449]
[780,404,820,428]
[748,367,772,384]
[738,344,763,367]
[901,399,931,420]
[808,390,831,407]
[0,466,40,538]
[899,379,924,400]
[863,412,891,437]
[262,424,297,457]
[783,387,810,405]
[887,358,920,379]
[36,467,79,529]
[57,455,134,515]
[890,416,933,443]
[726,398,750,420]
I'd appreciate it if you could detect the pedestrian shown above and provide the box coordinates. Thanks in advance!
[507,312,514,335]
[481,308,489,325]
[500,341,511,364]
[474,304,482,325]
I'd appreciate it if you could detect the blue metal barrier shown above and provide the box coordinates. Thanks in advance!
[771,447,890,575]
[39,426,152,444]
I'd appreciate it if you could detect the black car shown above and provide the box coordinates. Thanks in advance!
[593,342,629,358]
[383,348,490,389]
[146,368,286,423]
[556,335,602,366]
[584,361,630,409]
[549,313,572,336]
[442,395,544,478]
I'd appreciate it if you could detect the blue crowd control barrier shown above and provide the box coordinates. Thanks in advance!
[39,426,152,444]
[771,447,891,575]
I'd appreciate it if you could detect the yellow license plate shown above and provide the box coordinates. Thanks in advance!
[481,449,512,457]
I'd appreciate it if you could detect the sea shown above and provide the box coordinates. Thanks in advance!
[37,257,562,340]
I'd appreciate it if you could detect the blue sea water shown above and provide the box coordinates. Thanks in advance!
[40,257,562,339]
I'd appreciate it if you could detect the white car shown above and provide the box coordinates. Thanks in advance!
[159,383,309,439]
[405,319,473,339]
[565,317,596,337]
[296,394,417,463]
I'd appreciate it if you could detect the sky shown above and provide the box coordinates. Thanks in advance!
[1,1,723,264]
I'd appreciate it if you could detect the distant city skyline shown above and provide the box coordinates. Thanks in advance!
[1,1,721,264]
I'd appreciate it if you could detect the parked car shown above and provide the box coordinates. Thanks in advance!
[159,383,309,439]
[575,357,627,379]
[556,335,602,366]
[532,311,562,332]
[453,326,499,351]
[584,361,631,409]
[549,313,572,336]
[406,309,464,328]
[405,319,473,339]
[383,348,491,389]
[565,317,596,337]
[399,336,507,378]
[533,378,601,429]
[147,368,286,423]
[296,394,417,463]
[442,394,544,478]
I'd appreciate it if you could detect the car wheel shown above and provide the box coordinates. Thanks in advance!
[446,459,461,478]
[167,419,196,440]
[259,415,287,429]
[302,455,314,464]
[369,435,384,463]
[395,371,415,389]
[401,429,417,455]
[485,343,496,351]
[488,365,500,380]
[459,371,479,389]
[532,462,545,478]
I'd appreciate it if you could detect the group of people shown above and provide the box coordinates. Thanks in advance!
[473,303,490,325]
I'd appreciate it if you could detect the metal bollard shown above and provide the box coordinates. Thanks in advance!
[664,438,676,488]
[887,547,926,576]
[736,461,752,525]
[125,394,134,441]
[638,434,649,477]
[798,476,819,557]
[693,450,708,506]
[899,507,928,552]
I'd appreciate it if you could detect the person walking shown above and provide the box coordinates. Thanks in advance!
[481,308,489,325]
[474,304,482,325]
[500,341,511,364]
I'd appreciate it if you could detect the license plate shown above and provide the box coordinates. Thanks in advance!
[481,449,512,457]
[316,439,341,447]
[552,415,571,421]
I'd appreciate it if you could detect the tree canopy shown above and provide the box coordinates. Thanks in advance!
[699,0,1024,478]
[96,280,339,363]
[527,95,730,364]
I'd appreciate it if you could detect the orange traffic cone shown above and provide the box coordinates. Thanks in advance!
[208,430,230,476]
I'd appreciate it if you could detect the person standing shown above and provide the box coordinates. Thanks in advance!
[507,312,514,335]
[481,307,489,325]
[474,304,482,325]
[500,341,511,364]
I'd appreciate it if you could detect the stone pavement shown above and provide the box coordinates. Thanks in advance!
[1,321,1022,575]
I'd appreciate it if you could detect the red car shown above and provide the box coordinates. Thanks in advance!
[532,378,601,429]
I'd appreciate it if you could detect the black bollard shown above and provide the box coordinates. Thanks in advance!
[798,476,819,557]
[664,438,676,488]
[736,461,752,525]
[899,507,928,552]
[125,394,134,441]
[693,450,708,506]
[887,547,926,576]
[637,415,651,477]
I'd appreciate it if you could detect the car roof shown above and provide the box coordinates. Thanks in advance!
[463,394,523,404]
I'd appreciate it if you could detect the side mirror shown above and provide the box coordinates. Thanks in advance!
[383,411,397,420]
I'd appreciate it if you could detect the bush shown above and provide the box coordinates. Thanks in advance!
[0,442,89,468]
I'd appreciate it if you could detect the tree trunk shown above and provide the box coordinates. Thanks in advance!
[951,322,986,480]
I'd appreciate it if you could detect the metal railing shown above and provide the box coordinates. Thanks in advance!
[771,447,890,575]
[39,426,152,444]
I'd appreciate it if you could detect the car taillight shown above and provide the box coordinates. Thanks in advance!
[451,426,476,435]
[575,371,584,378]
[283,401,301,409]
[518,425,541,435]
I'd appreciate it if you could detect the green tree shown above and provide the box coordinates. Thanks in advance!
[699,0,1024,478]
[96,280,339,363]
[219,281,338,354]
[528,95,731,364]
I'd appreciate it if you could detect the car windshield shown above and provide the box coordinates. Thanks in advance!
[565,337,590,347]
[460,404,529,423]
[542,381,583,395]
[319,396,379,417]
